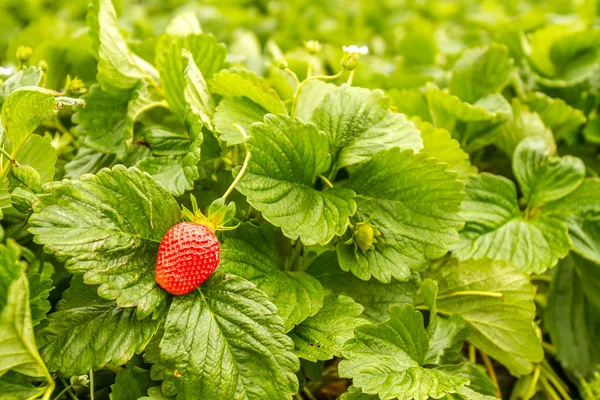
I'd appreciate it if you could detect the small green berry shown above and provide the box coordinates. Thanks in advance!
[354,223,376,252]
[16,46,33,63]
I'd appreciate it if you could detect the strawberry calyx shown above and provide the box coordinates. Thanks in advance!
[181,195,239,232]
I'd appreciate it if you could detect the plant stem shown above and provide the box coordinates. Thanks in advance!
[436,290,503,299]
[347,70,355,85]
[291,70,344,116]
[539,375,562,400]
[524,365,541,400]
[52,385,73,400]
[542,342,556,355]
[319,175,334,189]
[0,147,17,164]
[468,344,476,363]
[480,351,501,399]
[531,275,552,282]
[287,240,303,271]
[294,393,302,400]
[89,369,94,400]
[541,361,571,400]
[6,211,33,240]
[303,387,317,400]
[222,151,251,201]
[58,376,78,400]
[284,68,301,87]
[306,62,313,79]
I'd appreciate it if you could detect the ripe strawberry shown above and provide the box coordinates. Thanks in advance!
[155,222,220,295]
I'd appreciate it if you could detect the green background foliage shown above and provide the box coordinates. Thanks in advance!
[0,0,600,399]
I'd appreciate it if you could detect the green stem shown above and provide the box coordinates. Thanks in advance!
[6,211,33,240]
[524,365,541,400]
[52,385,73,400]
[319,175,334,189]
[539,375,562,400]
[222,151,251,201]
[436,290,503,300]
[531,274,552,282]
[291,70,344,116]
[542,342,556,355]
[0,146,16,164]
[347,70,355,85]
[303,387,317,400]
[284,68,301,87]
[287,240,303,271]
[541,361,571,400]
[468,345,476,363]
[306,63,313,79]
[480,351,501,399]
[58,376,78,400]
[89,369,94,400]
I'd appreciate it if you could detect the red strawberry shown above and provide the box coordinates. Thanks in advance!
[155,222,220,295]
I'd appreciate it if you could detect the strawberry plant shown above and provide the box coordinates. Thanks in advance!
[1,0,600,399]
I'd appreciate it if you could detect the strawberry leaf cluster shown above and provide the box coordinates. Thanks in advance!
[0,0,600,399]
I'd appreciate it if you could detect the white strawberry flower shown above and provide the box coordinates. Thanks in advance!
[342,45,369,55]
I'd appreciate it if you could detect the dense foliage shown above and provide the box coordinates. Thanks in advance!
[1,0,600,399]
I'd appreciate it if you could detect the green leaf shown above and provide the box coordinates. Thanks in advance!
[339,304,470,400]
[166,11,202,37]
[544,178,600,263]
[526,92,586,144]
[155,34,225,124]
[210,69,286,145]
[449,43,513,104]
[421,280,471,366]
[64,147,116,179]
[427,258,543,376]
[288,292,366,362]
[182,50,215,130]
[1,87,58,152]
[308,252,418,323]
[213,97,266,145]
[545,254,600,376]
[388,89,431,122]
[14,134,57,183]
[495,99,555,157]
[110,360,155,400]
[156,273,299,399]
[293,80,337,121]
[139,386,175,400]
[0,66,43,102]
[426,85,511,151]
[513,137,585,209]
[210,69,287,115]
[73,83,165,157]
[0,371,47,399]
[426,84,511,130]
[416,120,477,178]
[27,273,52,327]
[0,240,51,384]
[452,173,571,274]
[340,386,378,400]
[38,278,160,376]
[88,0,159,91]
[338,147,464,282]
[137,123,202,196]
[527,25,600,85]
[220,223,324,331]
[30,166,180,318]
[308,84,423,168]
[237,114,356,246]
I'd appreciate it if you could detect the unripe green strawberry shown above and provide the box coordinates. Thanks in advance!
[354,222,375,252]
[155,222,220,295]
